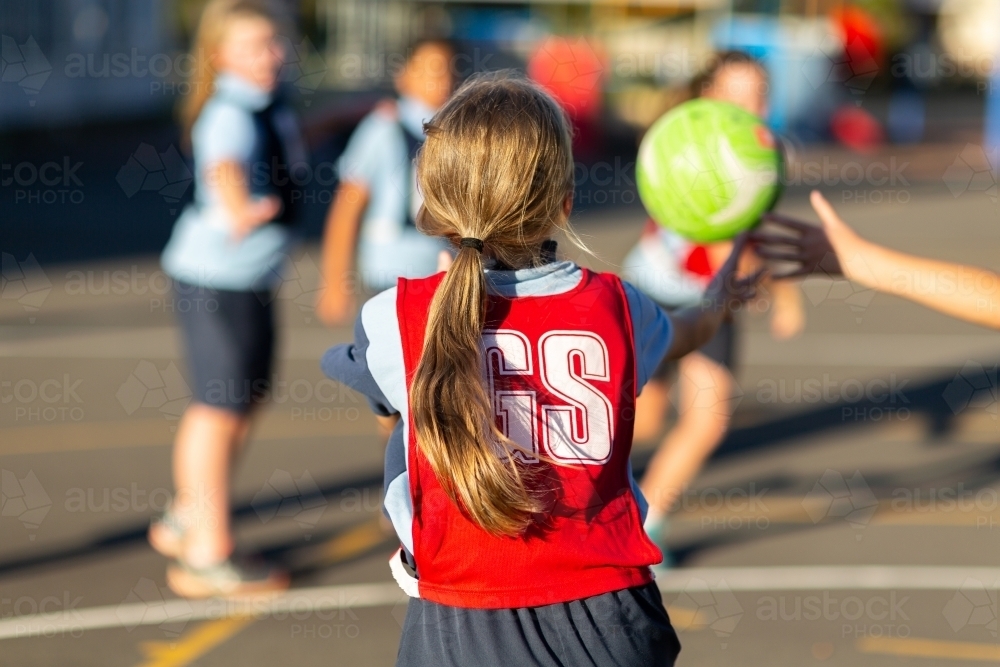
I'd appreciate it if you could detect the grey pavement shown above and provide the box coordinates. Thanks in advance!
[2,186,1000,666]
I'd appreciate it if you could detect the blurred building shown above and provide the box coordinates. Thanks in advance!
[3,0,997,146]
[1,0,179,129]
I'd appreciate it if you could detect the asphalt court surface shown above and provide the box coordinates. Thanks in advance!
[2,188,1000,665]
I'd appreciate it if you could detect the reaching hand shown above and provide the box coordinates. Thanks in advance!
[704,233,766,313]
[231,195,282,241]
[749,190,868,279]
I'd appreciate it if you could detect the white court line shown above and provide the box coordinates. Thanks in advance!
[2,566,999,640]
[0,581,406,640]
[654,565,1000,592]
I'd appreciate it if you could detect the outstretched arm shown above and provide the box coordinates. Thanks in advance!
[317,181,370,326]
[666,235,764,360]
[753,190,1000,330]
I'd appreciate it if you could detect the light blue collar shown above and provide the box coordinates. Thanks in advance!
[215,72,272,111]
[485,261,583,298]
[397,96,436,137]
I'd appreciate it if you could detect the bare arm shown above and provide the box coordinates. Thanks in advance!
[376,414,400,438]
[766,277,805,340]
[754,190,1000,330]
[666,235,764,360]
[721,237,805,340]
[844,237,1000,329]
[207,161,280,239]
[317,181,370,326]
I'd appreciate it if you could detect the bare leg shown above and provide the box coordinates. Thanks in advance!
[171,402,249,567]
[640,352,737,516]
[633,379,670,443]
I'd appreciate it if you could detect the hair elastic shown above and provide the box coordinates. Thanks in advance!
[460,237,485,253]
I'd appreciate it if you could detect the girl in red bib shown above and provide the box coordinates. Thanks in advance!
[322,73,760,667]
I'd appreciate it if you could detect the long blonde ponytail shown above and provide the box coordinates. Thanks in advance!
[410,74,578,536]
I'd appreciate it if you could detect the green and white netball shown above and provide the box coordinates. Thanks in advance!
[636,98,782,243]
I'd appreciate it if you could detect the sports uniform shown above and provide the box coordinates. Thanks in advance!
[322,258,681,666]
[160,73,306,412]
[622,220,737,377]
[337,95,449,290]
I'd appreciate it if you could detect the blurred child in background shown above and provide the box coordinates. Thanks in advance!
[152,0,305,598]
[316,38,455,326]
[622,51,805,562]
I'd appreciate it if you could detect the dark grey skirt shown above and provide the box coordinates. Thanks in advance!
[174,281,275,414]
[396,582,680,667]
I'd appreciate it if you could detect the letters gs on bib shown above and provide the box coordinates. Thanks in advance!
[483,329,615,465]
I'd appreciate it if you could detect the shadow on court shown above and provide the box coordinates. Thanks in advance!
[0,472,385,578]
[5,366,997,577]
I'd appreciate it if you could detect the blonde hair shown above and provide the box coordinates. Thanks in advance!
[179,0,286,150]
[411,73,579,536]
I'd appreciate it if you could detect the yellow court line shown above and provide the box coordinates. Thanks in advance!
[320,518,390,563]
[664,606,709,631]
[129,518,388,667]
[136,616,255,667]
[857,635,1000,662]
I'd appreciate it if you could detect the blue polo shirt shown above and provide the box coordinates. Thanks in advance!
[161,73,297,290]
[337,96,447,290]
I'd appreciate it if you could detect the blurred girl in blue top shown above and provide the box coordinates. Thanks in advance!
[315,39,455,326]
[151,0,305,598]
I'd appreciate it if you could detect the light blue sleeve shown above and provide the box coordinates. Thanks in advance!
[358,287,407,415]
[337,113,398,187]
[623,280,673,392]
[194,101,257,165]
